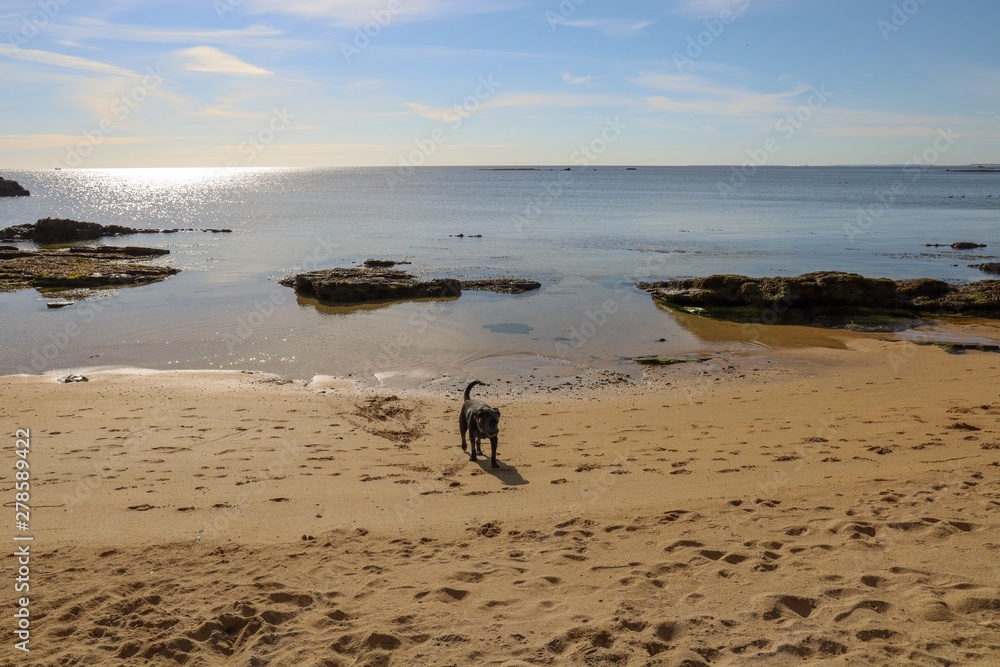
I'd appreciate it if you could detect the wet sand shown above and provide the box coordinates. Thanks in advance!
[3,334,1000,665]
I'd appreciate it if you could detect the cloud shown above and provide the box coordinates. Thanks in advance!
[175,47,273,76]
[0,44,135,77]
[561,72,602,87]
[634,71,811,117]
[241,0,518,25]
[399,91,631,124]
[49,19,316,51]
[402,102,439,120]
[378,45,557,60]
[671,0,764,19]
[0,134,155,151]
[549,17,654,37]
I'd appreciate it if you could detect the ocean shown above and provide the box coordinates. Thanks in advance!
[1,166,997,385]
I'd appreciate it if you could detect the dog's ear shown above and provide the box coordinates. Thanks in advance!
[494,408,501,418]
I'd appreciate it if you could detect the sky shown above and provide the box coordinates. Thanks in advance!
[1,0,999,168]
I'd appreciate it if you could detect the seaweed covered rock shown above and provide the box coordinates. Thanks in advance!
[972,263,1000,275]
[460,278,541,294]
[280,268,461,304]
[638,271,1000,326]
[0,245,178,292]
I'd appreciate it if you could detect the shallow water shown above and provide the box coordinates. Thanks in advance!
[1,166,998,383]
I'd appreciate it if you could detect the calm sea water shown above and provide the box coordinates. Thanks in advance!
[0,166,997,383]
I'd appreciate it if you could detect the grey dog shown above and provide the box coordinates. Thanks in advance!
[460,380,502,468]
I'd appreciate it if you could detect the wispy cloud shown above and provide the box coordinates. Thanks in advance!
[175,46,273,76]
[0,44,135,77]
[402,102,439,120]
[0,134,157,150]
[671,0,769,19]
[634,71,811,117]
[399,91,631,123]
[560,72,603,87]
[374,45,558,60]
[549,17,654,37]
[241,0,519,26]
[49,19,316,51]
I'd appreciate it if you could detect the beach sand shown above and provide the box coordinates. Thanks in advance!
[3,335,1000,665]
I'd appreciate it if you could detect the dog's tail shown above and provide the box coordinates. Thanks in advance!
[464,380,486,401]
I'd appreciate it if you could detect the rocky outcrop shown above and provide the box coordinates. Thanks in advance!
[460,278,541,294]
[0,218,232,243]
[281,268,543,303]
[926,242,988,250]
[280,268,461,304]
[638,271,1000,326]
[0,177,29,197]
[972,263,1000,275]
[0,245,178,292]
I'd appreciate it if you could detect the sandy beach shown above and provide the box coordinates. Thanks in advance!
[3,334,1000,666]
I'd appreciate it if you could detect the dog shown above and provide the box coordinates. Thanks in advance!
[460,380,502,468]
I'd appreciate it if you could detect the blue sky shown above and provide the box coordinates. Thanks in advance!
[2,0,998,168]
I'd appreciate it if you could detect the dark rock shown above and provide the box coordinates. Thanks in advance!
[0,177,29,197]
[46,301,75,309]
[68,246,170,257]
[972,263,1000,275]
[951,242,987,250]
[363,259,410,268]
[460,278,541,294]
[280,267,460,304]
[0,219,234,242]
[35,218,147,243]
[638,271,1000,325]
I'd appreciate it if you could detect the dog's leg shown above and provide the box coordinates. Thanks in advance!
[489,436,499,469]
[460,411,468,451]
[469,427,478,462]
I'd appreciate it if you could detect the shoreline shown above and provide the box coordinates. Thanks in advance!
[6,322,1000,664]
[6,310,1000,395]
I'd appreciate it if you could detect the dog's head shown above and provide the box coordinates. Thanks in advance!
[474,407,501,438]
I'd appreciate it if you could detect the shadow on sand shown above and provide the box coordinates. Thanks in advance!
[471,457,528,486]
